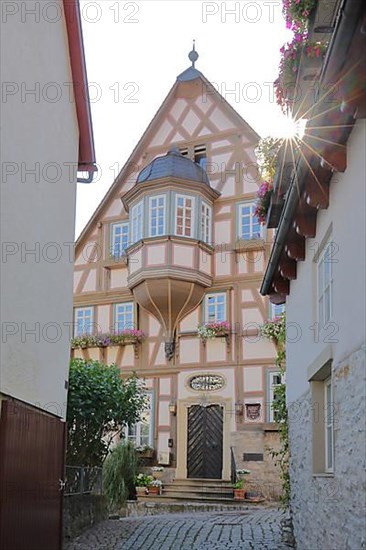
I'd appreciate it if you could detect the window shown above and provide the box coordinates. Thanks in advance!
[111,222,129,258]
[309,359,334,474]
[194,145,207,170]
[179,144,207,171]
[268,371,282,422]
[205,293,226,323]
[201,201,212,244]
[238,202,261,239]
[114,302,134,331]
[149,195,166,237]
[126,393,153,447]
[74,307,93,336]
[175,195,194,237]
[271,303,285,319]
[325,377,334,472]
[318,241,333,327]
[131,201,143,244]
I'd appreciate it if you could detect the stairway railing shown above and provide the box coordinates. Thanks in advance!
[230,447,237,485]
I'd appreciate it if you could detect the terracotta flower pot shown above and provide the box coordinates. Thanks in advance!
[135,486,147,496]
[147,486,160,496]
[233,488,246,500]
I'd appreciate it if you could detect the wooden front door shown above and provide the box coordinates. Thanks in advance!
[187,404,223,479]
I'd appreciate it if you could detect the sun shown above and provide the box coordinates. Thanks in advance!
[279,116,307,139]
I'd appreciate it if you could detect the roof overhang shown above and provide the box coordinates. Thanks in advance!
[261,0,366,303]
[63,0,97,181]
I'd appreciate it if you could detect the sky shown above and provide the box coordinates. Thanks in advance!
[76,0,292,237]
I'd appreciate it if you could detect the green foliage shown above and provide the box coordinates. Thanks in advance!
[66,359,147,466]
[135,473,154,487]
[261,314,290,507]
[233,479,245,489]
[255,137,283,181]
[103,441,137,511]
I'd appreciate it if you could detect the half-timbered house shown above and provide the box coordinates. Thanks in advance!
[73,49,281,496]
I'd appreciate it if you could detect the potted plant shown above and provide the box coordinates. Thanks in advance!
[233,479,246,500]
[255,181,273,224]
[134,473,153,497]
[236,468,251,481]
[135,445,154,458]
[151,466,164,480]
[197,321,230,342]
[147,478,163,496]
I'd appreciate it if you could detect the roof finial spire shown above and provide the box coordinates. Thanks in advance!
[188,40,199,68]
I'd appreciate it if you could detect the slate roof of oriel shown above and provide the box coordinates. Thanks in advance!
[136,147,210,185]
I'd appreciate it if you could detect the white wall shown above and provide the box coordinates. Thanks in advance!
[0,1,80,419]
[286,120,366,403]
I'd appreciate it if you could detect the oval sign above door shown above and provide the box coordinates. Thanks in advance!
[189,374,225,391]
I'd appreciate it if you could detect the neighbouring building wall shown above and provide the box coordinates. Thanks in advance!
[286,120,366,549]
[0,3,79,419]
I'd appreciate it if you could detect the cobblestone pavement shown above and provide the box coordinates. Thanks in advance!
[65,508,293,550]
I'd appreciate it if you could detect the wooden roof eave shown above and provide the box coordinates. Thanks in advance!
[261,0,366,301]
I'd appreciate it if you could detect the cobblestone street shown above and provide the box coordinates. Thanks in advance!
[65,508,292,550]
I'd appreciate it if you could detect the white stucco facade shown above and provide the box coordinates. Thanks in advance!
[286,120,366,549]
[0,3,80,419]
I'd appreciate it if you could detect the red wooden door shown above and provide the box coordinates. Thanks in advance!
[0,400,66,549]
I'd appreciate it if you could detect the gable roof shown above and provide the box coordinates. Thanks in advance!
[76,66,260,248]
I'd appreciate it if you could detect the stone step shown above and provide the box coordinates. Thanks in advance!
[139,494,243,504]
[172,478,232,486]
[163,487,234,498]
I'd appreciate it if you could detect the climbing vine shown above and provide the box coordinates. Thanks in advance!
[261,313,290,507]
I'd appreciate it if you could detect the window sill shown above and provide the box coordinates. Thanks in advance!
[312,472,334,478]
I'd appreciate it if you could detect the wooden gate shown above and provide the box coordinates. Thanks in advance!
[0,399,66,550]
[187,404,223,479]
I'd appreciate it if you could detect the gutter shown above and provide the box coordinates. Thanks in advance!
[261,0,363,296]
[63,0,97,183]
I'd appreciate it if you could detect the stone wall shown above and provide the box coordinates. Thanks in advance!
[289,344,366,550]
[63,494,108,542]
[231,427,282,500]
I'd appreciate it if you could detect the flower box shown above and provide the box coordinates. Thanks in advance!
[71,330,146,350]
[197,322,230,341]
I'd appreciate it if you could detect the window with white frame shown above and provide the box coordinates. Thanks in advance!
[268,371,282,422]
[238,202,261,239]
[318,241,333,327]
[126,392,153,447]
[325,377,334,472]
[131,201,143,244]
[111,222,129,258]
[175,195,194,237]
[114,302,134,331]
[205,293,226,323]
[310,359,334,474]
[74,307,94,336]
[201,202,212,244]
[271,302,285,319]
[149,195,166,237]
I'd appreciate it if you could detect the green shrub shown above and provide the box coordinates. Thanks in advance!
[103,441,137,511]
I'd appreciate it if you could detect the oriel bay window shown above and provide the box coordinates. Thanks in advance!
[110,222,129,258]
[131,201,143,244]
[149,195,166,237]
[114,302,134,331]
[205,292,226,322]
[74,307,94,336]
[201,201,212,244]
[175,195,194,237]
[238,202,261,239]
